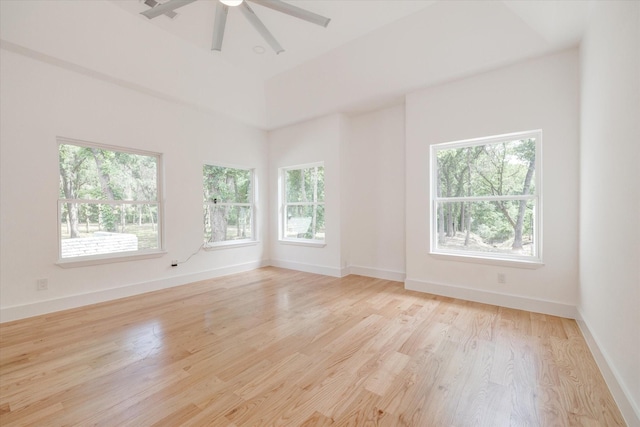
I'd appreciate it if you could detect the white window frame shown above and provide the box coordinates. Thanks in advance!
[430,130,543,266]
[279,162,325,246]
[57,137,165,267]
[203,163,257,249]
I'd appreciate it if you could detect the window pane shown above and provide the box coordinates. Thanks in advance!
[436,138,536,197]
[285,205,325,240]
[59,143,158,201]
[285,166,324,203]
[435,200,536,257]
[316,167,325,202]
[60,203,159,258]
[203,165,251,203]
[204,205,253,243]
[285,169,304,203]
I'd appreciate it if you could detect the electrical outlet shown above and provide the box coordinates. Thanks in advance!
[497,273,506,284]
[36,278,48,291]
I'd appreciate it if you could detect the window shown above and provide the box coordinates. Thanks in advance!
[280,163,325,243]
[203,165,255,246]
[431,130,541,263]
[58,139,163,262]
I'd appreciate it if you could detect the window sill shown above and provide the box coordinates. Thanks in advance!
[430,252,544,269]
[56,250,167,268]
[279,239,326,248]
[204,240,258,250]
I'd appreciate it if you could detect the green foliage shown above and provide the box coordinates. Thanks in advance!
[58,143,159,238]
[100,205,117,232]
[203,165,251,203]
[285,166,325,203]
[59,143,158,202]
[438,139,534,198]
[203,165,253,243]
[435,138,536,253]
[284,166,325,239]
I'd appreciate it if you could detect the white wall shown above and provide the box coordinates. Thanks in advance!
[267,106,406,281]
[579,1,640,423]
[268,114,347,277]
[346,105,406,281]
[405,49,580,317]
[0,48,269,322]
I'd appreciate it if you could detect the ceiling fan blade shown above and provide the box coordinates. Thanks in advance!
[212,3,229,51]
[140,0,197,19]
[143,0,178,19]
[240,2,284,54]
[248,0,330,27]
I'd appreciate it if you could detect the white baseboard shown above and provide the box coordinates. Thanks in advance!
[576,310,640,426]
[0,260,269,323]
[268,261,406,281]
[269,259,346,277]
[404,277,579,319]
[348,265,406,282]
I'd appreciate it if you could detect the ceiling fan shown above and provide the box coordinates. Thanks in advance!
[141,0,331,54]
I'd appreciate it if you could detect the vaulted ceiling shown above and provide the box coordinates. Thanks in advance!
[1,0,591,129]
[111,0,438,80]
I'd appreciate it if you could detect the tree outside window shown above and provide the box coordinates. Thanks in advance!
[58,139,162,260]
[281,163,325,242]
[431,131,541,263]
[203,165,255,246]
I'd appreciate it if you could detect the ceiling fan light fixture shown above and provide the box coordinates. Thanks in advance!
[141,0,330,53]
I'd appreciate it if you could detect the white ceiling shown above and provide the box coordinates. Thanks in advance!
[109,0,591,128]
[111,0,438,80]
[111,0,590,83]
[264,0,592,127]
[2,0,593,129]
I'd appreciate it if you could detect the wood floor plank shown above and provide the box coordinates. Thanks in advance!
[0,267,626,426]
[299,411,335,427]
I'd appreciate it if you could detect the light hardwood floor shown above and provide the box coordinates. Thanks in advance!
[0,267,625,426]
